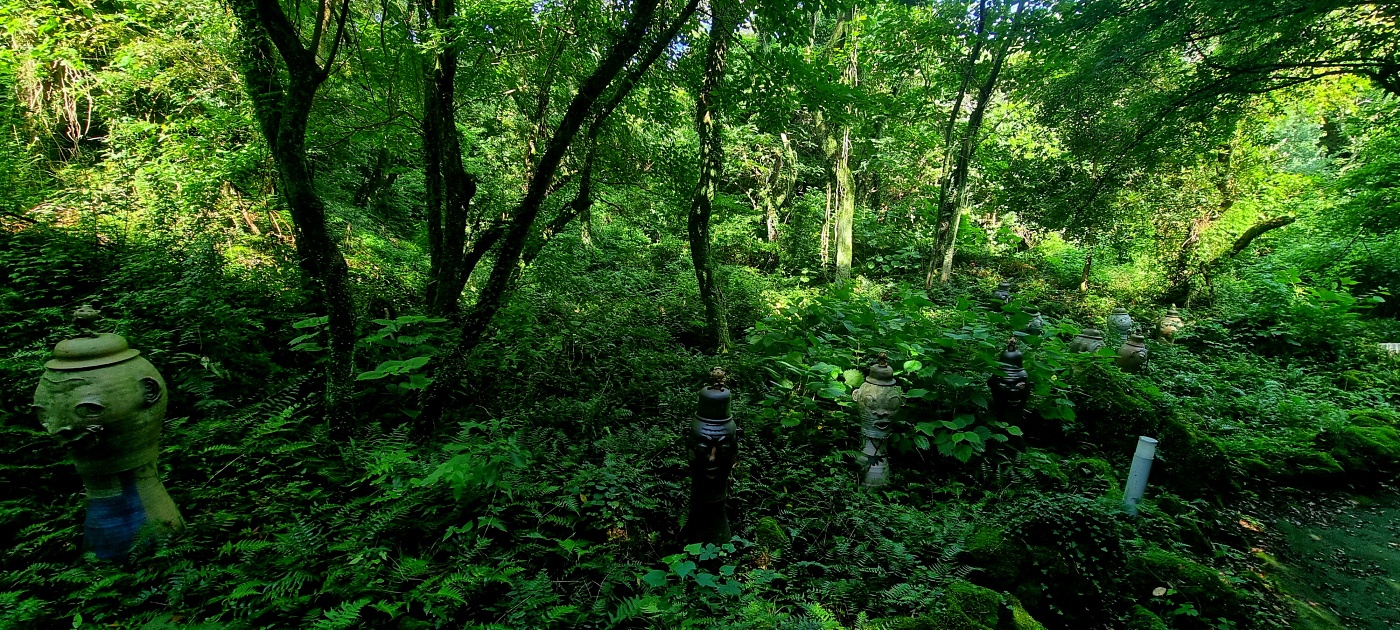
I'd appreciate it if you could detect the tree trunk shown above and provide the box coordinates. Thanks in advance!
[828,11,860,283]
[687,0,738,353]
[1079,245,1093,293]
[924,0,986,289]
[758,132,796,272]
[418,0,678,433]
[1165,144,1234,302]
[231,0,358,435]
[1228,215,1295,257]
[422,0,482,316]
[932,3,1018,284]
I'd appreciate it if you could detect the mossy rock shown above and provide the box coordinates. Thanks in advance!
[754,516,790,555]
[1126,549,1247,622]
[1321,424,1400,474]
[948,581,1001,628]
[1124,605,1167,630]
[878,583,1047,630]
[1153,414,1237,498]
[963,527,1024,588]
[1066,456,1118,489]
[1229,438,1344,484]
[1004,596,1046,630]
[1004,494,1128,623]
[1347,408,1399,428]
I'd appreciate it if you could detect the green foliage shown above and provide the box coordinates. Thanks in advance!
[3,0,1400,627]
[749,287,1074,464]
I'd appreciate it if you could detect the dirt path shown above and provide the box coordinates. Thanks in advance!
[1258,490,1400,629]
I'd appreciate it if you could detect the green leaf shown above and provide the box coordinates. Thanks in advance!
[694,573,719,589]
[641,570,668,587]
[672,560,696,581]
[292,316,328,329]
[903,359,923,373]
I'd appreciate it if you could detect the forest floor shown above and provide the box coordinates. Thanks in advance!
[1253,487,1400,629]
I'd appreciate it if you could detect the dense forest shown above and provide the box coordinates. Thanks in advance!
[3,0,1400,627]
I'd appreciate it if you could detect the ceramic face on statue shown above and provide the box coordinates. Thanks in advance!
[1116,334,1149,373]
[1156,305,1184,341]
[33,306,183,560]
[1106,308,1134,339]
[685,368,738,544]
[988,339,1030,419]
[852,353,903,488]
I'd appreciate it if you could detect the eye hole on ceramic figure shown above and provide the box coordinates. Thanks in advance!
[75,402,104,419]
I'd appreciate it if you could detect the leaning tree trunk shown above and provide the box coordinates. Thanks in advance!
[924,0,985,289]
[687,0,739,353]
[231,0,358,435]
[934,4,1017,284]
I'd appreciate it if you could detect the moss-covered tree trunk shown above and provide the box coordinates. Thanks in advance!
[687,0,738,354]
[231,0,357,435]
[422,0,483,317]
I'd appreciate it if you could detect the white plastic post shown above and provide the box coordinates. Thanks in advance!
[1123,436,1158,516]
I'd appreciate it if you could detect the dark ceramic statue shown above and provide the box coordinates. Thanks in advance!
[992,281,1013,304]
[852,353,904,488]
[685,368,738,544]
[988,339,1030,419]
[1116,334,1149,373]
[1023,308,1045,336]
[33,306,183,560]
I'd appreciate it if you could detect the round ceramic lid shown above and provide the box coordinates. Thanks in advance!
[44,306,141,370]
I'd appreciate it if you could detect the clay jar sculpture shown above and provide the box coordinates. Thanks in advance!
[1116,334,1149,373]
[685,368,739,544]
[992,282,1013,304]
[1156,305,1185,341]
[852,353,904,488]
[1069,328,1106,353]
[33,306,183,560]
[988,339,1030,420]
[1023,308,1045,336]
[1106,307,1134,340]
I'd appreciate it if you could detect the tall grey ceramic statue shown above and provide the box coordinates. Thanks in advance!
[685,368,738,544]
[853,353,904,488]
[1106,308,1134,341]
[33,306,183,560]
